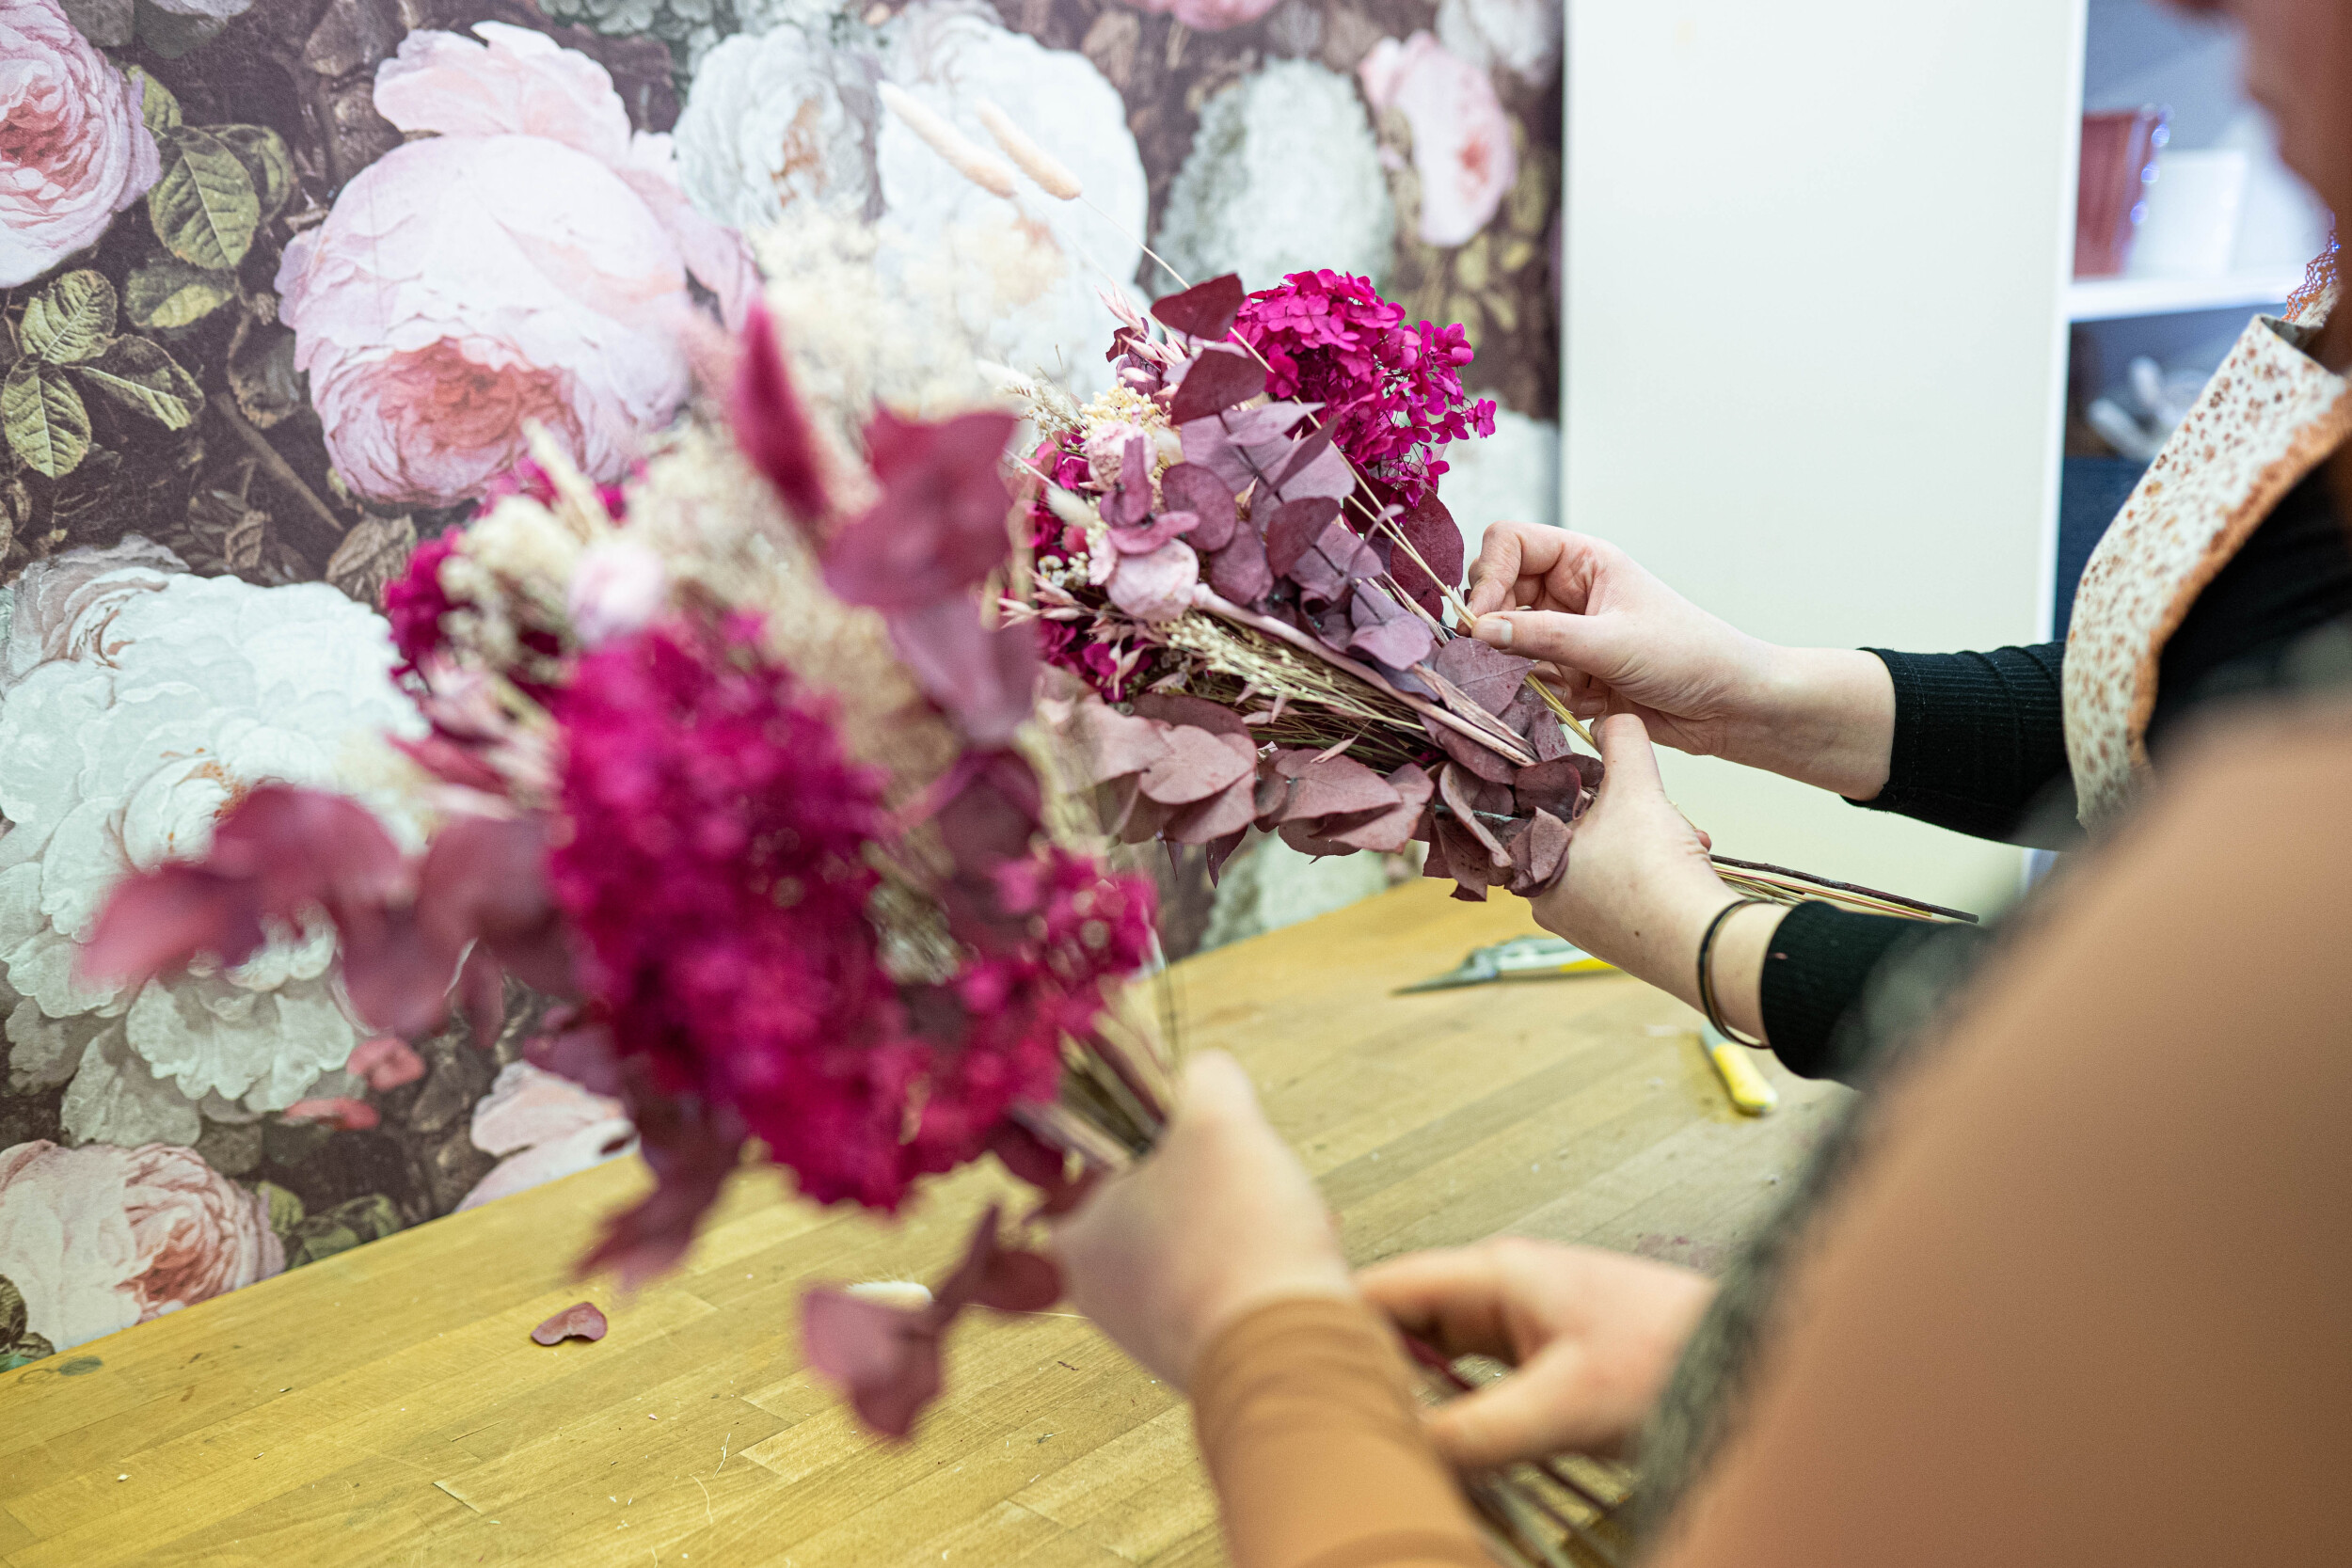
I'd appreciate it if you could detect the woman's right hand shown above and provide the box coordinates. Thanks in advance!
[1358,1237,1717,1467]
[1465,523,1896,800]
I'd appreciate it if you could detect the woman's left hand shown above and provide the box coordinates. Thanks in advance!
[1052,1052,1353,1391]
[1531,712,1784,1041]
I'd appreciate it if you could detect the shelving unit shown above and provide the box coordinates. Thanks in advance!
[2066,268,2305,321]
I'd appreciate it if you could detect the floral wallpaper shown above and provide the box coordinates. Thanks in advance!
[0,0,1561,1366]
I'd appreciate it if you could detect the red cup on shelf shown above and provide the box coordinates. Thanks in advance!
[2075,107,2170,277]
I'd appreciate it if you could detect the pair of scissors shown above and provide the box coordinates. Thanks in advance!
[1394,935,1614,993]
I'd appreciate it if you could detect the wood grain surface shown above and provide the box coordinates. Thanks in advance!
[0,880,1846,1567]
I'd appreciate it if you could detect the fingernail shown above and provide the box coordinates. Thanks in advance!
[1472,615,1513,650]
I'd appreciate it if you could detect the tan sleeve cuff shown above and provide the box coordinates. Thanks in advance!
[1190,1295,1491,1568]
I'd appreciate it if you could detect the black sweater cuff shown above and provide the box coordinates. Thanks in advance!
[1758,902,1921,1083]
[1851,644,2068,842]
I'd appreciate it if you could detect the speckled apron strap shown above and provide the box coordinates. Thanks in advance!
[2062,305,2352,829]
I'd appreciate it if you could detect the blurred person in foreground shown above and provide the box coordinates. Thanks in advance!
[1456,0,2352,1086]
[1051,1,2352,1563]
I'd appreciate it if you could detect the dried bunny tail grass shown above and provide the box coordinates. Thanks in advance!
[975,99,1082,200]
[878,82,1018,199]
[1042,483,1099,532]
[626,426,960,806]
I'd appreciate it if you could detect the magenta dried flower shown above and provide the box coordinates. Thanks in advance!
[383,532,462,676]
[1233,270,1498,507]
[547,615,1157,1250]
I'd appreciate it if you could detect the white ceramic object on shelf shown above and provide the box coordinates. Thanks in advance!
[2128,148,2250,277]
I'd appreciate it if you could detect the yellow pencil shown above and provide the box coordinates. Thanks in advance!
[1701,1025,1779,1117]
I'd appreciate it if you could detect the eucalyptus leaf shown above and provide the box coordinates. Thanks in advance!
[132,65,181,133]
[74,337,205,431]
[126,259,236,330]
[22,270,118,365]
[0,1274,24,1343]
[149,126,259,272]
[2,362,93,480]
[213,126,294,221]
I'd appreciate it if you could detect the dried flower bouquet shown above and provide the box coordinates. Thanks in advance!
[72,87,1958,1568]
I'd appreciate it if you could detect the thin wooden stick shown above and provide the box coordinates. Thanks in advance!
[1708,855,1979,923]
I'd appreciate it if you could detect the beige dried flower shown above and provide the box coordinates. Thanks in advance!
[877,82,1018,200]
[975,100,1082,201]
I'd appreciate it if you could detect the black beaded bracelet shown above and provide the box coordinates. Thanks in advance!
[1696,897,1772,1048]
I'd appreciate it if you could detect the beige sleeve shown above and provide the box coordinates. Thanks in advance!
[1190,1295,1492,1568]
[1649,707,2352,1568]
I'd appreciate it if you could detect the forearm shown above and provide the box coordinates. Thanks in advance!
[1554,875,1785,1045]
[1709,647,1897,800]
[1192,1296,1491,1568]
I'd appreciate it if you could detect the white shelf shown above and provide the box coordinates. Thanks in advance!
[2066,269,2309,322]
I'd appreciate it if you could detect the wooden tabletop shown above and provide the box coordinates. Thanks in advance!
[0,880,1845,1568]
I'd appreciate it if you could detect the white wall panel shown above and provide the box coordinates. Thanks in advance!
[1562,0,2087,913]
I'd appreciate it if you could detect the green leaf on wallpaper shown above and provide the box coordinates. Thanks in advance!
[132,66,182,134]
[126,259,236,331]
[213,126,295,222]
[0,1335,56,1372]
[252,1180,307,1240]
[149,126,259,273]
[0,1274,24,1344]
[74,338,204,431]
[2,362,93,479]
[286,1194,404,1268]
[21,271,119,366]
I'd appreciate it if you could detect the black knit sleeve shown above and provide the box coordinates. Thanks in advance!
[1756,902,1920,1082]
[1850,643,2070,843]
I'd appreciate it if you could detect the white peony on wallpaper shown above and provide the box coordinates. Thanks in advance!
[0,0,1563,1368]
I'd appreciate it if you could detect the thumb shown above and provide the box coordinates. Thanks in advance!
[1469,610,1618,675]
[1592,710,1663,795]
[1174,1051,1260,1129]
[1420,1353,1595,1470]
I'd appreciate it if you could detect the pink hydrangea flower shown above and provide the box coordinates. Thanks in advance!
[0,1141,282,1354]
[0,0,160,288]
[1359,32,1518,248]
[1235,271,1498,506]
[275,24,755,508]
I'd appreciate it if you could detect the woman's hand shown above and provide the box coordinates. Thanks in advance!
[1053,1053,1352,1391]
[1527,712,1782,1040]
[1358,1238,1716,1466]
[1466,523,1895,800]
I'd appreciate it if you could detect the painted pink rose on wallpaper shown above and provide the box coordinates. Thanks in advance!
[1359,31,1517,248]
[0,0,160,288]
[0,1141,283,1354]
[275,24,755,509]
[456,1062,635,1212]
[1110,0,1280,33]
